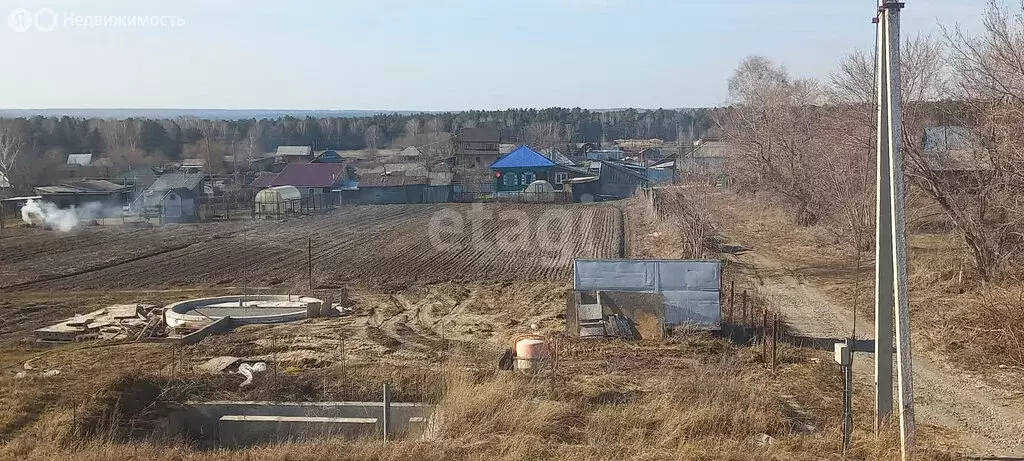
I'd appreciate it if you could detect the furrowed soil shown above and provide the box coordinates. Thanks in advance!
[0,198,964,460]
[0,202,622,292]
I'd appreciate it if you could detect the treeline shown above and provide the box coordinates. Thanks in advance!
[0,107,713,189]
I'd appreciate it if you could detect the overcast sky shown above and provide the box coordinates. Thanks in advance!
[0,0,984,111]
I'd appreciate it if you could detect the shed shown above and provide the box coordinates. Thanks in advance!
[255,186,303,217]
[141,172,204,223]
[35,180,128,209]
[343,173,429,205]
[568,259,722,338]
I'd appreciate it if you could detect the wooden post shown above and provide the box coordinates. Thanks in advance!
[772,314,779,373]
[728,281,735,324]
[308,237,313,291]
[742,290,748,326]
[382,383,392,442]
[762,308,768,364]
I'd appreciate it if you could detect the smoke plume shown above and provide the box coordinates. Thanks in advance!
[20,199,122,232]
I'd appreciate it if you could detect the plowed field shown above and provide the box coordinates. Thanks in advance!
[0,202,622,292]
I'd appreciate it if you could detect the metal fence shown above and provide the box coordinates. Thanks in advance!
[573,259,722,327]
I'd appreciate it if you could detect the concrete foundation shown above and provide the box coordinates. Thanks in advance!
[169,400,434,445]
[218,415,378,448]
[164,295,321,331]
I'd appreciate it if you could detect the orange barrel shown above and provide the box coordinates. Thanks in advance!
[513,334,549,371]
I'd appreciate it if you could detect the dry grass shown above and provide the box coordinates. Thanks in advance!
[0,328,951,461]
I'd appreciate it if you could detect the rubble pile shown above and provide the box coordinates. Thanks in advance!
[34,304,163,343]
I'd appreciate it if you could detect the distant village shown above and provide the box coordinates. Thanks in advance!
[0,127,733,224]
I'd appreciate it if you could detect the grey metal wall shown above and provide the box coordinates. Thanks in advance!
[573,259,721,327]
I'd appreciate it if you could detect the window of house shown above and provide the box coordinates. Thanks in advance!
[308,188,315,196]
[554,172,568,185]
[522,171,536,184]
[503,172,517,186]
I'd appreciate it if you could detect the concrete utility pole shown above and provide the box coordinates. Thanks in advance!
[873,2,916,460]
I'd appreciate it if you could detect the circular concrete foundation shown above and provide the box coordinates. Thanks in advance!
[164,295,322,330]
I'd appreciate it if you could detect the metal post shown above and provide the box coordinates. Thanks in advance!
[382,383,392,442]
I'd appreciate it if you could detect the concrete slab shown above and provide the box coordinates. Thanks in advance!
[218,415,378,448]
[174,401,433,441]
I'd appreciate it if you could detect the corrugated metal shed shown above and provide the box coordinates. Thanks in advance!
[574,259,721,327]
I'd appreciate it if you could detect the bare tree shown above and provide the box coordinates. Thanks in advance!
[245,120,262,161]
[918,0,1024,280]
[0,121,23,187]
[717,56,829,225]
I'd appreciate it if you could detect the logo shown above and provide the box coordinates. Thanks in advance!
[8,7,58,32]
[7,8,31,32]
[7,8,184,32]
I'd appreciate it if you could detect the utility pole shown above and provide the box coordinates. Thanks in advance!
[874,2,915,460]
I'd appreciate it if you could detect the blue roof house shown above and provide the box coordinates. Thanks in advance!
[490,145,587,192]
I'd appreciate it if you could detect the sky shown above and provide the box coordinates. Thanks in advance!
[0,0,985,111]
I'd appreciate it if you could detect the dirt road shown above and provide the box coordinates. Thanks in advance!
[715,195,1024,457]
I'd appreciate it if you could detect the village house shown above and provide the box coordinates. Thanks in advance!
[456,127,501,169]
[681,138,732,182]
[922,125,993,190]
[249,162,349,209]
[490,145,589,192]
[566,160,650,202]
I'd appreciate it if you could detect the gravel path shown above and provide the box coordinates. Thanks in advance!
[731,243,1024,457]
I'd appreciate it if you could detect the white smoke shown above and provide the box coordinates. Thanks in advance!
[20,199,122,232]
